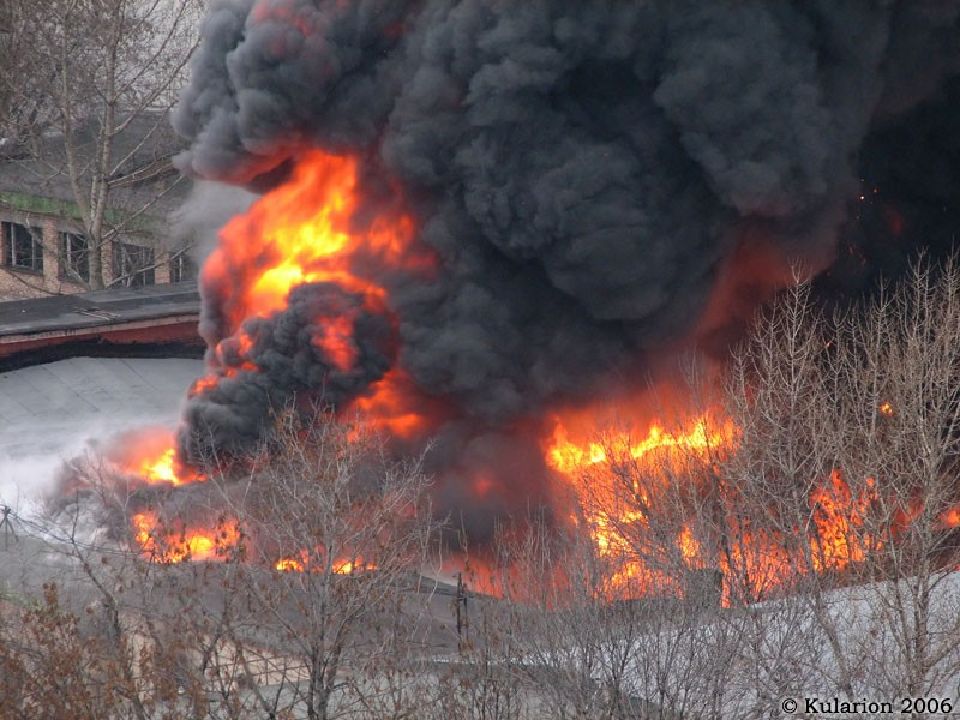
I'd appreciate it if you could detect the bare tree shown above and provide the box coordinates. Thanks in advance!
[172,406,443,720]
[0,399,447,719]
[0,521,212,720]
[0,3,21,134]
[498,260,960,716]
[469,500,745,720]
[2,0,203,290]
[719,257,960,701]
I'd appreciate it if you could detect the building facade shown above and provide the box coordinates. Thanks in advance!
[0,116,198,301]
[0,203,195,301]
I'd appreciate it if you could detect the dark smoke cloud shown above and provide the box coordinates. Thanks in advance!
[181,283,393,459]
[173,0,960,460]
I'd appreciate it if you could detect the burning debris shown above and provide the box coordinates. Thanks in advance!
[131,509,240,564]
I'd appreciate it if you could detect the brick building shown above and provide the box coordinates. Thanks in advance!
[0,114,197,301]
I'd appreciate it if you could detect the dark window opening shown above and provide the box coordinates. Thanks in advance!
[169,251,196,283]
[114,242,155,287]
[2,222,44,272]
[61,232,89,282]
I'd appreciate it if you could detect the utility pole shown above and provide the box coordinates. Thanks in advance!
[0,505,16,550]
[455,571,469,652]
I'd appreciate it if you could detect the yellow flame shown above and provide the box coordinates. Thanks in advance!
[139,448,180,485]
[131,511,239,564]
[275,557,305,572]
[678,525,701,562]
[548,417,732,475]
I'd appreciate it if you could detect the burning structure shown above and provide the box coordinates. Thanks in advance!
[105,1,960,599]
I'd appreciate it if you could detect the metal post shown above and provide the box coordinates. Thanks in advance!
[455,571,469,652]
[0,505,16,550]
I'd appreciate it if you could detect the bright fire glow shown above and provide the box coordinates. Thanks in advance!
[545,410,889,602]
[116,429,203,487]
[940,506,960,528]
[132,511,240,564]
[332,559,377,575]
[547,416,732,476]
[275,556,305,572]
[119,145,941,603]
[140,448,179,484]
[808,470,878,572]
[678,525,701,563]
[128,149,440,565]
[192,149,435,403]
[134,447,204,486]
[273,551,377,575]
[546,412,735,595]
[120,147,948,598]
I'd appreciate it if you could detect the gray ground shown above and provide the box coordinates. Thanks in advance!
[0,356,203,510]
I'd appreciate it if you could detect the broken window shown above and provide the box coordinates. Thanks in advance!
[169,251,196,283]
[114,241,155,287]
[2,222,44,272]
[61,232,89,282]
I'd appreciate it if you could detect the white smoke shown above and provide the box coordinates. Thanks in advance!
[169,179,257,265]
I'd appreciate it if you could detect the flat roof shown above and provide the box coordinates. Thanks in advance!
[0,282,200,338]
[0,356,201,460]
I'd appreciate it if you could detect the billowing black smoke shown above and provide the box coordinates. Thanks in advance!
[173,0,960,505]
[184,282,393,458]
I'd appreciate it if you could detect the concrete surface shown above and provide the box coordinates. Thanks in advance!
[0,356,203,508]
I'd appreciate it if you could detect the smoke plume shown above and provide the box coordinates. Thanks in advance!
[172,0,960,482]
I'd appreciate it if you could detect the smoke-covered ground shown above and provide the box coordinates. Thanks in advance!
[0,357,202,512]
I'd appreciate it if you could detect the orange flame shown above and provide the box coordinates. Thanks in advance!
[348,369,441,441]
[332,559,377,575]
[547,415,733,476]
[678,525,701,563]
[135,447,205,486]
[939,506,960,528]
[274,556,306,572]
[545,409,893,602]
[116,429,203,486]
[131,511,240,564]
[808,470,878,572]
[138,448,180,485]
[273,551,377,575]
[546,412,735,595]
[126,150,445,571]
[194,149,435,404]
